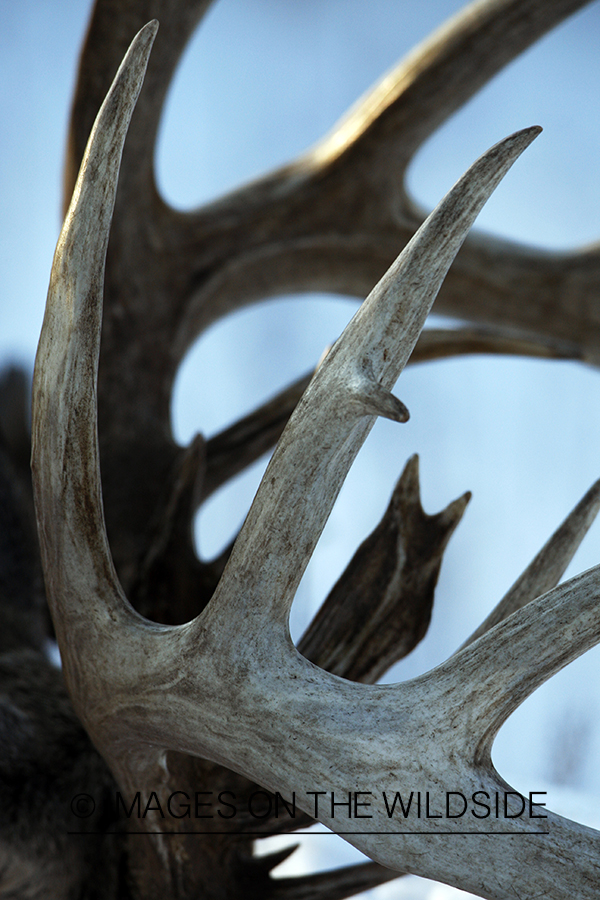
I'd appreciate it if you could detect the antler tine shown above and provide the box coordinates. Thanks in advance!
[460,477,600,649]
[205,127,540,630]
[63,0,214,596]
[159,0,596,347]
[32,22,159,650]
[299,454,471,683]
[313,0,586,168]
[447,564,600,757]
[31,29,600,891]
[410,325,581,364]
[64,0,212,209]
[63,0,596,615]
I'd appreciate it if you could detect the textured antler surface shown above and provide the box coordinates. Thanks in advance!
[0,0,594,898]
[61,0,598,608]
[31,21,600,898]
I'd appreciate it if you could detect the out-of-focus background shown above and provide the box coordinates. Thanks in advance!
[1,2,600,896]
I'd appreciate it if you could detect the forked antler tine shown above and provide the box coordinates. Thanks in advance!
[299,455,470,683]
[459,478,600,649]
[206,127,541,628]
[32,22,158,647]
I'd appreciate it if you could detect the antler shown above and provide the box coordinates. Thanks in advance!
[60,0,594,613]
[32,22,600,899]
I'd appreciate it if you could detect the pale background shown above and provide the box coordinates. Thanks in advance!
[1,2,600,896]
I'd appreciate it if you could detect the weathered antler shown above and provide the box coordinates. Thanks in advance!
[62,0,595,616]
[31,21,600,898]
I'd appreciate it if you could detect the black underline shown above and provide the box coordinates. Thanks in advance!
[68,830,550,836]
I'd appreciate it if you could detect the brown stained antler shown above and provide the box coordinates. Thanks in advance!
[34,28,600,891]
[299,455,470,682]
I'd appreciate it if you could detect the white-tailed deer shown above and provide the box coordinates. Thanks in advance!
[2,2,600,899]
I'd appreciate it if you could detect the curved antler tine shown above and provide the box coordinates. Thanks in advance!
[160,0,592,346]
[309,0,584,178]
[64,1,211,207]
[206,127,540,633]
[31,22,158,644]
[460,478,600,650]
[445,562,600,755]
[445,481,600,746]
[323,128,541,388]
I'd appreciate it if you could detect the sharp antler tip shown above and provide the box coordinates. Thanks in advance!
[141,19,159,37]
[511,124,542,144]
[405,452,420,472]
[126,20,159,69]
[503,124,542,156]
[353,380,409,423]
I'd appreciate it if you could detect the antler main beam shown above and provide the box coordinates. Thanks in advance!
[32,23,600,900]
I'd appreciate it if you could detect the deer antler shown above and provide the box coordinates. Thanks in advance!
[61,0,595,614]
[32,22,600,899]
